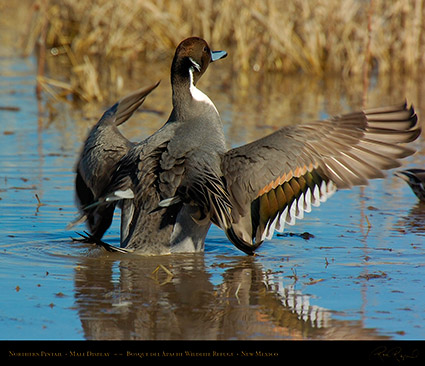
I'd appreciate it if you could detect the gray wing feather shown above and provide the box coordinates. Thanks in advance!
[70,82,160,238]
[220,102,420,254]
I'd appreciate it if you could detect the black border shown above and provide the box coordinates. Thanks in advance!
[2,340,425,364]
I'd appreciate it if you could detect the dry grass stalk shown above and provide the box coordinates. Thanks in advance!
[22,0,425,102]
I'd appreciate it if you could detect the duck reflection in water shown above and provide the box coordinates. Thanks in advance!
[73,252,389,340]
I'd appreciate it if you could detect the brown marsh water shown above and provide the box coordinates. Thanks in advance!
[1,21,425,343]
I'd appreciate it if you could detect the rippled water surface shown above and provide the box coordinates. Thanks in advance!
[1,44,425,342]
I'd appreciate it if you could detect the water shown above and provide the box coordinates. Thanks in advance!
[1,49,425,342]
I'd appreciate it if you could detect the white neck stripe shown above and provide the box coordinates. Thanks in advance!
[188,68,218,114]
[189,58,201,72]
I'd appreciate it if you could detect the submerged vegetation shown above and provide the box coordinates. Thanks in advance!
[21,0,425,102]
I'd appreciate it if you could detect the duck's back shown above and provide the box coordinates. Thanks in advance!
[120,117,226,254]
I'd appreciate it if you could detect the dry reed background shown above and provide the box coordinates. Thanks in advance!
[20,0,425,104]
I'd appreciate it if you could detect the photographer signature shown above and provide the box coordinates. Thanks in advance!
[370,346,420,363]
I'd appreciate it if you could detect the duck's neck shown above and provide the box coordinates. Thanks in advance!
[170,67,218,122]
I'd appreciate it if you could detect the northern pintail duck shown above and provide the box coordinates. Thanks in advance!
[70,82,159,240]
[395,169,425,202]
[72,37,420,255]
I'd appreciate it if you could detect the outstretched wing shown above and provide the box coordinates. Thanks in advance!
[76,81,161,196]
[113,81,161,127]
[71,81,160,239]
[221,102,420,254]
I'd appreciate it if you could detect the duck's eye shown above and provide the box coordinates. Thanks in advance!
[203,46,208,53]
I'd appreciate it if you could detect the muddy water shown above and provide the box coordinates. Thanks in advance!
[2,42,425,341]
